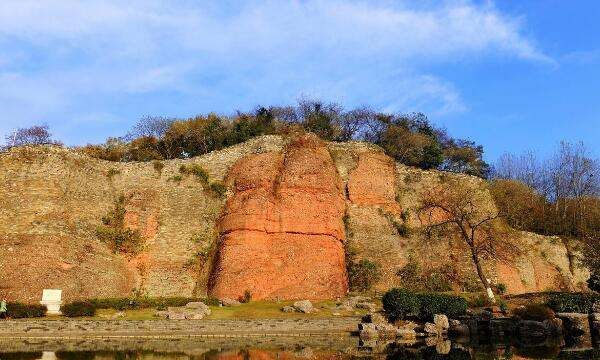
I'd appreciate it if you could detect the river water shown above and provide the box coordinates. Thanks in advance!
[1,336,599,360]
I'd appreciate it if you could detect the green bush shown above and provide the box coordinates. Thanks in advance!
[469,293,492,308]
[152,160,164,175]
[419,293,468,320]
[96,195,143,255]
[62,301,97,317]
[180,164,209,184]
[496,283,507,295]
[209,181,227,197]
[382,289,421,321]
[382,288,467,321]
[169,174,183,182]
[547,292,600,313]
[513,304,555,321]
[6,303,46,318]
[348,259,382,292]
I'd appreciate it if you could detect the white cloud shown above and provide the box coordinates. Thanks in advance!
[0,0,550,141]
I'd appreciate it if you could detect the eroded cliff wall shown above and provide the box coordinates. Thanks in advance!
[209,135,348,300]
[0,135,588,302]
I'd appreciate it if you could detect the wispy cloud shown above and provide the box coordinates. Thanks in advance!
[0,0,550,143]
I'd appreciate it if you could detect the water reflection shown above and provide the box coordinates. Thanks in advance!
[0,338,598,360]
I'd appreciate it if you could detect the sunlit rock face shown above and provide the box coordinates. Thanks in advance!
[209,134,348,300]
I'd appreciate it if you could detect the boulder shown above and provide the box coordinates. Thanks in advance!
[557,313,591,338]
[220,298,241,307]
[358,321,397,340]
[154,302,211,320]
[185,302,209,310]
[424,322,439,335]
[358,323,378,340]
[395,322,418,339]
[166,308,187,320]
[396,328,417,339]
[436,340,451,355]
[293,300,316,313]
[434,314,449,332]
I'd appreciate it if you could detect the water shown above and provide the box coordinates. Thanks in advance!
[0,336,598,360]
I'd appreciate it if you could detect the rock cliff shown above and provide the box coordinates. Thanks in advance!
[209,135,348,300]
[0,135,589,302]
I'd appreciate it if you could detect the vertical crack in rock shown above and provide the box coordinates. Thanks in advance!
[209,134,349,300]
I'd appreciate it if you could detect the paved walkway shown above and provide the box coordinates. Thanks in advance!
[0,318,361,339]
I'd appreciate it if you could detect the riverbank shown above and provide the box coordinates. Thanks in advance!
[0,318,361,339]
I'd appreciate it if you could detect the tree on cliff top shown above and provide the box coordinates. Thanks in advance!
[418,177,517,302]
[3,124,62,149]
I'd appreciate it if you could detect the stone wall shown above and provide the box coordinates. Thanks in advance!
[0,318,360,337]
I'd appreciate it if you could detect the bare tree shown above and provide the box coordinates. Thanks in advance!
[4,124,61,149]
[125,116,174,140]
[493,151,547,194]
[418,178,516,302]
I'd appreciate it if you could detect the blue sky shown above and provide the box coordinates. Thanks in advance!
[0,0,598,161]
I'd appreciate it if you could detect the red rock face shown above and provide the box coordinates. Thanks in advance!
[348,152,400,213]
[209,134,348,300]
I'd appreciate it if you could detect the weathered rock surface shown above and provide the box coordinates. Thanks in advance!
[0,135,590,302]
[209,134,348,300]
[434,314,449,333]
[424,322,439,336]
[293,300,316,313]
[347,152,400,213]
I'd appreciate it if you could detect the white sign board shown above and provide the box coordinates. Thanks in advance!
[42,289,62,302]
[40,289,62,315]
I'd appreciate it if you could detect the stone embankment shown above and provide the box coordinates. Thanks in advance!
[0,318,360,339]
[358,309,600,348]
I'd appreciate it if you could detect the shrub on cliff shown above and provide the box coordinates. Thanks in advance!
[6,303,46,318]
[179,164,209,184]
[383,288,467,321]
[62,301,97,317]
[209,181,227,197]
[96,195,144,255]
[348,259,382,292]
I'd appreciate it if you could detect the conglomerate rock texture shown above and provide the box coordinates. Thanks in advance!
[0,134,589,302]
